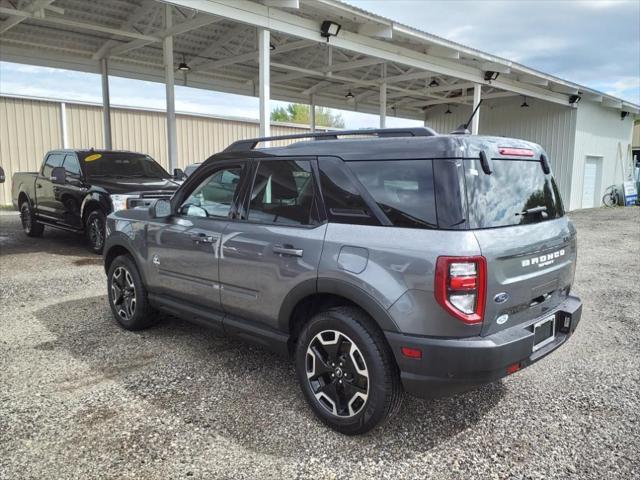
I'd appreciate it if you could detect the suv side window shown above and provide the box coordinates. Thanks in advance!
[42,153,65,177]
[63,154,82,177]
[318,158,378,225]
[179,165,242,218]
[247,160,319,226]
[348,159,437,229]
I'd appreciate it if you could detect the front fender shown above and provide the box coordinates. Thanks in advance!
[81,191,111,219]
[103,223,150,286]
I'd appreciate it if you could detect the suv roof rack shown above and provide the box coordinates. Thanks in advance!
[223,127,438,153]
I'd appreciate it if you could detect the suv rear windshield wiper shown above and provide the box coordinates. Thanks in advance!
[516,206,547,216]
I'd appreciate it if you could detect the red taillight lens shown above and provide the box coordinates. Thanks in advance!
[435,256,486,325]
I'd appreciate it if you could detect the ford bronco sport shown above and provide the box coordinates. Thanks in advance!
[103,128,582,434]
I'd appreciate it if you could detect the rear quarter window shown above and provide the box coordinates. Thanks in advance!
[347,160,437,229]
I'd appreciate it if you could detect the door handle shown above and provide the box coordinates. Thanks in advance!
[273,244,304,257]
[190,233,215,244]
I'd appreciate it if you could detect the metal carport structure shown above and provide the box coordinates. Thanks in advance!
[1,0,638,175]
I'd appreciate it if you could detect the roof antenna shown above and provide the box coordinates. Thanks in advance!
[451,99,484,135]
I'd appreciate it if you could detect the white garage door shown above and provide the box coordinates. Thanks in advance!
[582,157,602,208]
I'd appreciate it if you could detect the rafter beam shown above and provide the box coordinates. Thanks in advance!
[107,14,222,58]
[200,39,312,71]
[0,7,161,41]
[322,57,382,73]
[0,0,54,34]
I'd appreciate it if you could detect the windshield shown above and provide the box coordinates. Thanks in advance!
[464,159,564,229]
[82,152,170,179]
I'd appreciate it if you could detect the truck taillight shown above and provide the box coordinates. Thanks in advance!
[435,256,486,325]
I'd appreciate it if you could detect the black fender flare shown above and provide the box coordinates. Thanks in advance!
[277,277,400,334]
[80,192,110,221]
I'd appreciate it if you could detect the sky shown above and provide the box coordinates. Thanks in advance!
[0,0,638,129]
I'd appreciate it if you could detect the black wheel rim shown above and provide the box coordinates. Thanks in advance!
[89,216,104,249]
[111,266,136,321]
[305,330,369,418]
[20,204,31,232]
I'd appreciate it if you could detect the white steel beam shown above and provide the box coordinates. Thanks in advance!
[0,0,53,35]
[358,22,393,40]
[471,84,481,135]
[421,90,516,107]
[310,94,316,132]
[264,0,299,7]
[200,39,311,71]
[0,7,161,42]
[163,5,178,171]
[100,58,112,149]
[60,102,69,148]
[380,63,387,128]
[168,0,570,106]
[258,28,270,137]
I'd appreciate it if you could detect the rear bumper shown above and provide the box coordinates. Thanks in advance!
[385,295,582,398]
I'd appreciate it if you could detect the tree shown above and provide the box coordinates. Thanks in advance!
[271,104,345,128]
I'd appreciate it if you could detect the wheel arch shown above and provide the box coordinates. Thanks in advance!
[80,193,109,222]
[103,234,149,287]
[280,278,400,352]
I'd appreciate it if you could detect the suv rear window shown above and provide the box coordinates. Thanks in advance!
[464,159,564,229]
[348,160,437,229]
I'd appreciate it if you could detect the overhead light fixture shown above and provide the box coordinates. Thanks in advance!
[345,90,354,101]
[621,111,629,119]
[445,105,452,114]
[429,79,439,88]
[568,94,581,105]
[270,43,276,51]
[177,54,190,72]
[320,20,342,41]
[484,71,499,82]
[521,97,529,108]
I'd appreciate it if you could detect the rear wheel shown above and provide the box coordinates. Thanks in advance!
[295,306,403,435]
[85,209,106,254]
[20,200,44,237]
[107,254,157,331]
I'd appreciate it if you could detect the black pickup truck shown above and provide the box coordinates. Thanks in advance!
[12,149,182,253]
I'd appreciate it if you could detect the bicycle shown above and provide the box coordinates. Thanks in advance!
[602,184,620,207]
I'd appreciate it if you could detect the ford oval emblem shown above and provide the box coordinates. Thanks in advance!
[494,292,510,304]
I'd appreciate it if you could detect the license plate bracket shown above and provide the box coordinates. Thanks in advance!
[532,315,556,351]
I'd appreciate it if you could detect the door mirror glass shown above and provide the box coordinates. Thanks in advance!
[50,166,66,185]
[173,168,186,180]
[0,166,5,183]
[150,199,172,218]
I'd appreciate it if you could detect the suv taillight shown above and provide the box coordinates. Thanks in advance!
[435,256,486,325]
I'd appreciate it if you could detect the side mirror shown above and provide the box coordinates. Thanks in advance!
[149,199,172,219]
[50,166,66,185]
[173,168,186,181]
[0,166,5,183]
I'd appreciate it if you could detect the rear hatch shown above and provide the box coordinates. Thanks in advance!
[463,156,577,336]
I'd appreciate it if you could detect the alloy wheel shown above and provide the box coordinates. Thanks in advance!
[20,204,31,232]
[89,216,104,250]
[305,330,369,417]
[111,266,136,321]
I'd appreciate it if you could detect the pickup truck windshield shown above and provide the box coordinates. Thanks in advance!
[465,159,564,229]
[82,152,170,179]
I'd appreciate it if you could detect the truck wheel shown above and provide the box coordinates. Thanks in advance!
[295,306,403,435]
[107,254,158,331]
[20,200,44,237]
[85,209,106,254]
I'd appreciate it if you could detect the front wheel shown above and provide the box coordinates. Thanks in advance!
[295,306,403,435]
[20,200,44,237]
[107,254,157,331]
[85,209,106,254]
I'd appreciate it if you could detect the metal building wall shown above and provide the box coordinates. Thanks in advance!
[571,100,635,210]
[425,97,578,209]
[0,97,62,205]
[0,95,317,205]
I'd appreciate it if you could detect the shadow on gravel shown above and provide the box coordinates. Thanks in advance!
[35,296,505,460]
[0,215,92,258]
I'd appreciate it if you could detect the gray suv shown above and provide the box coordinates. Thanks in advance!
[103,128,582,434]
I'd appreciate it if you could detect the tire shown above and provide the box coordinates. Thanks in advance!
[85,209,106,254]
[107,254,158,331]
[295,306,403,435]
[20,200,44,237]
[602,192,615,207]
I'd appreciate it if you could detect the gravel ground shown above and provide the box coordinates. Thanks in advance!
[1,207,639,479]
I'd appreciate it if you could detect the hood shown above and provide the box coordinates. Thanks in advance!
[89,176,181,194]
